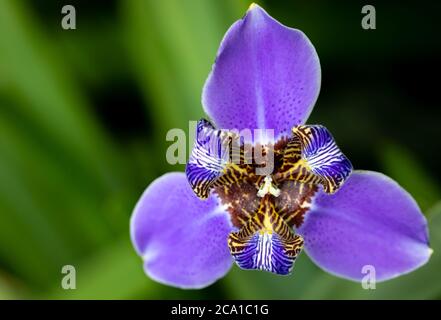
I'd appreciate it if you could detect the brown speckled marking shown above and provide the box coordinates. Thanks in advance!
[213,138,318,229]
[275,180,317,228]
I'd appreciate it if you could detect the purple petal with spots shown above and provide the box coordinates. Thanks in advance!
[186,119,231,199]
[130,172,233,289]
[298,170,431,282]
[293,125,352,194]
[202,4,321,139]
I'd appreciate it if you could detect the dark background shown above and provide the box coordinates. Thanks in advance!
[0,0,440,299]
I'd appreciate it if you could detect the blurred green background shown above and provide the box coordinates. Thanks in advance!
[0,0,440,299]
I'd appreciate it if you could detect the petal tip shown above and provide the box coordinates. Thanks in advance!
[247,2,259,11]
[202,3,321,134]
[246,2,266,15]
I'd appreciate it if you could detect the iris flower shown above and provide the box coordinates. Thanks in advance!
[130,4,431,289]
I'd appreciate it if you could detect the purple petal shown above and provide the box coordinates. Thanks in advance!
[130,172,233,289]
[298,170,431,282]
[186,119,232,199]
[229,231,303,275]
[292,125,352,194]
[202,4,321,139]
[228,199,304,275]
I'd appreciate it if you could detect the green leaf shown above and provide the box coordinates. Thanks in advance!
[0,271,25,300]
[121,0,248,173]
[222,252,323,299]
[47,239,157,299]
[46,238,225,299]
[0,0,127,193]
[0,0,133,291]
[379,142,441,212]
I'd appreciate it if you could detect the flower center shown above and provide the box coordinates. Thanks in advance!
[186,119,353,275]
[213,138,318,229]
[257,176,280,197]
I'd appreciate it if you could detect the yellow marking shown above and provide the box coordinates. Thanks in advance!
[241,208,252,218]
[262,213,273,234]
[248,2,258,11]
[298,182,304,194]
[284,211,299,224]
[297,158,311,171]
[237,216,248,226]
[229,163,249,174]
[252,214,261,225]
